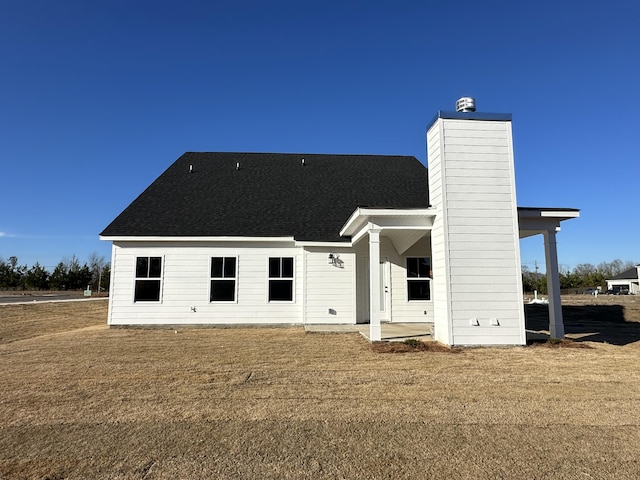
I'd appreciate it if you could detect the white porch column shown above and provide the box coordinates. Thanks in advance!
[543,228,565,339]
[369,229,382,341]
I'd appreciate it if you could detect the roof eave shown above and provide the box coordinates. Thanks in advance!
[100,235,297,243]
[339,207,436,238]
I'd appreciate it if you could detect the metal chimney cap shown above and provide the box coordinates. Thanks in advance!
[456,97,476,112]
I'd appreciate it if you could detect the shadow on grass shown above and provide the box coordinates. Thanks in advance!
[525,303,640,346]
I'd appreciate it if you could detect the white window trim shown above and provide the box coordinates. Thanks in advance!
[210,256,239,303]
[267,256,295,303]
[133,255,164,303]
[406,256,432,303]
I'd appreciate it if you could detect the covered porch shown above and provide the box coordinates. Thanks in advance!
[340,208,436,341]
[518,207,580,339]
[340,206,579,343]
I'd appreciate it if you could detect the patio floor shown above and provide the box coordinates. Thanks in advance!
[304,322,434,342]
[306,323,548,344]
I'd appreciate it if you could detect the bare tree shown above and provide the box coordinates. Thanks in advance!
[87,252,107,293]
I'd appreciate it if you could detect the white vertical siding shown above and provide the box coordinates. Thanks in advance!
[427,118,526,346]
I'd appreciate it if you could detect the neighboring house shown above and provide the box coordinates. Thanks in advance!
[100,99,579,346]
[606,266,640,294]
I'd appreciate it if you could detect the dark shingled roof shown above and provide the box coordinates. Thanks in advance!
[610,267,639,281]
[101,152,430,242]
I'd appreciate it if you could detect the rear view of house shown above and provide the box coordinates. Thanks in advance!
[100,99,579,346]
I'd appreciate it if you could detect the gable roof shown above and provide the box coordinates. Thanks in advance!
[100,152,430,242]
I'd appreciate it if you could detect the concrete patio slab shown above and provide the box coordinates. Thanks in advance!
[305,323,433,342]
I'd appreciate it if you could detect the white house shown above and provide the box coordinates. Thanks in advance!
[100,98,579,346]
[606,266,640,294]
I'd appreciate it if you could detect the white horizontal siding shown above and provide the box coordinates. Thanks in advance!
[447,224,515,235]
[427,123,448,340]
[443,121,507,132]
[108,243,304,326]
[427,116,525,346]
[304,248,355,324]
[446,210,514,221]
[444,145,511,155]
[446,184,513,194]
[444,167,512,178]
[444,161,511,172]
[448,237,518,248]
[445,192,515,203]
[445,175,513,187]
[448,257,517,269]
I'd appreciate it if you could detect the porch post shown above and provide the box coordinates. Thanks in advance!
[543,228,565,339]
[369,229,382,341]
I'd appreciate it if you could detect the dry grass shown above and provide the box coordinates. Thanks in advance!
[1,298,640,479]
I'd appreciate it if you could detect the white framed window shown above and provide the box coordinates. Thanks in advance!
[407,257,431,301]
[210,256,237,302]
[134,256,162,302]
[268,257,294,302]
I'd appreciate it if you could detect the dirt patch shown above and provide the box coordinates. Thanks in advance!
[529,338,594,349]
[372,339,459,353]
[1,300,640,479]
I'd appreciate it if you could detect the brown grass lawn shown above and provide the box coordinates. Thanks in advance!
[1,297,640,479]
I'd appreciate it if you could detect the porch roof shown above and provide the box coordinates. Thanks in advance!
[517,207,580,238]
[338,206,580,253]
[339,207,436,255]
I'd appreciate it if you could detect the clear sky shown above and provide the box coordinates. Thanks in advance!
[1,0,638,272]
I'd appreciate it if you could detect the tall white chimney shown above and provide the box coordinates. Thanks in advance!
[426,99,525,346]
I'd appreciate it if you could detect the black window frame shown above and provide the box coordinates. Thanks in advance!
[268,257,294,302]
[210,256,237,302]
[406,257,431,301]
[134,256,162,302]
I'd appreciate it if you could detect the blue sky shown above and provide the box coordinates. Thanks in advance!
[1,0,638,272]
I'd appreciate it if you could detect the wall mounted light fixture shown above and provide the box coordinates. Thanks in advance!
[328,253,343,267]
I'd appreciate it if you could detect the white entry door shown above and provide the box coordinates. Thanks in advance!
[364,258,391,322]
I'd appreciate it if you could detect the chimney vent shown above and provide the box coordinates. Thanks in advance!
[456,97,476,112]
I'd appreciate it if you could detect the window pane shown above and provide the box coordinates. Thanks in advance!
[223,257,236,278]
[149,257,162,278]
[135,280,161,301]
[136,257,149,278]
[418,258,431,278]
[408,280,430,301]
[407,258,418,278]
[282,257,293,278]
[211,257,224,278]
[268,257,280,278]
[210,280,235,301]
[269,280,292,301]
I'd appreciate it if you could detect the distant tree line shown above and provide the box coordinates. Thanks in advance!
[0,254,110,292]
[522,259,636,295]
